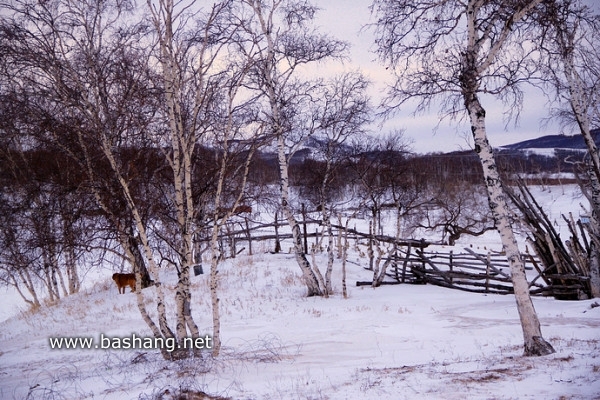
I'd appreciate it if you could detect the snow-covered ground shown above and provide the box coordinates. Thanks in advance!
[0,185,599,399]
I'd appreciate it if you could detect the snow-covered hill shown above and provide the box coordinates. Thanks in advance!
[0,185,599,399]
[499,128,600,151]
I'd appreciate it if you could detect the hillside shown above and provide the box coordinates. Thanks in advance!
[500,128,600,151]
[0,185,599,399]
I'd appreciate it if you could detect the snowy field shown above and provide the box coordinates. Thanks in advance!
[0,185,599,399]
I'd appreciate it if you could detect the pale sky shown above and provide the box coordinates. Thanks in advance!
[313,0,589,154]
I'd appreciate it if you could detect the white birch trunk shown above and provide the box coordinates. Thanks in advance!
[341,220,349,299]
[247,0,324,296]
[65,246,79,295]
[63,216,80,294]
[277,135,323,296]
[13,270,41,308]
[325,217,335,295]
[118,233,172,359]
[85,124,176,358]
[321,158,335,295]
[466,96,554,356]
[209,229,222,357]
[561,49,600,297]
[460,0,553,357]
[99,132,175,344]
[147,0,205,354]
[589,243,600,298]
[367,221,374,271]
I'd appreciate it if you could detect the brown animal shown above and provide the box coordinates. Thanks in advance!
[112,273,136,294]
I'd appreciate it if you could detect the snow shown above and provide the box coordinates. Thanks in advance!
[1,185,599,399]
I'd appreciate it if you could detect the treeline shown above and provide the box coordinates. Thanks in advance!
[0,130,579,310]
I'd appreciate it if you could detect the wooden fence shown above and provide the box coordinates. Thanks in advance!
[380,247,540,295]
[208,215,584,299]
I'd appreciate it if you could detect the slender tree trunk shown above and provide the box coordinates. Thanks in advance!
[274,211,281,253]
[589,242,600,298]
[464,91,554,356]
[561,49,600,298]
[125,233,153,289]
[321,158,335,295]
[277,134,323,296]
[325,217,335,295]
[209,228,222,357]
[65,246,79,295]
[367,221,374,271]
[249,0,323,297]
[341,220,349,299]
[13,270,41,308]
[120,236,173,360]
[320,204,334,295]
[63,216,80,294]
[459,0,554,355]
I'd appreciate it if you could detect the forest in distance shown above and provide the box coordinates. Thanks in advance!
[0,132,594,307]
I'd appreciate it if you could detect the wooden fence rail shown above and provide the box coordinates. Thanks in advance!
[377,246,567,296]
[205,215,583,298]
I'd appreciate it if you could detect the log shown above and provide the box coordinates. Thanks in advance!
[355,281,402,287]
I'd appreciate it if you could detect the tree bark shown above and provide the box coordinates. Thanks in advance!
[278,136,323,296]
[459,0,554,357]
[464,89,554,356]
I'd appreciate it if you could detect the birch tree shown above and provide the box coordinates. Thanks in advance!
[372,0,555,355]
[1,0,227,359]
[310,72,371,295]
[0,0,181,358]
[538,0,600,297]
[146,0,235,357]
[202,51,263,356]
[237,0,347,296]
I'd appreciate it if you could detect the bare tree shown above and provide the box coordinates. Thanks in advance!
[145,0,244,358]
[310,71,372,295]
[538,0,600,297]
[0,80,102,305]
[0,0,237,359]
[204,58,263,356]
[236,0,348,296]
[371,0,555,355]
[419,182,495,246]
[1,0,177,358]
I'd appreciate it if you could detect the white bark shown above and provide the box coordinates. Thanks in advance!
[244,0,325,296]
[467,99,554,355]
[13,270,41,308]
[341,219,350,299]
[460,0,554,356]
[552,10,600,297]
[147,0,198,350]
[277,135,323,296]
[590,243,600,298]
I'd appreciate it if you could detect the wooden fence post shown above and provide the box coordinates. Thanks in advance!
[367,221,374,271]
[301,203,308,254]
[401,243,412,283]
[486,252,491,293]
[449,250,454,285]
[274,211,281,253]
[245,218,252,256]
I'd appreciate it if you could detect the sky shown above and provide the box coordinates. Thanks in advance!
[312,0,590,154]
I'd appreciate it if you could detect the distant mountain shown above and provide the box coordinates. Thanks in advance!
[500,128,600,150]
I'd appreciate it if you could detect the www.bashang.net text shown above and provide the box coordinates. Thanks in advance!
[48,333,212,353]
